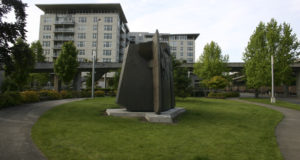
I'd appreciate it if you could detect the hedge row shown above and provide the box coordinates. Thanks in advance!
[207,92,240,99]
[0,90,116,109]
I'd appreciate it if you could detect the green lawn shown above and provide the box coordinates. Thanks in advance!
[32,97,283,160]
[241,98,300,111]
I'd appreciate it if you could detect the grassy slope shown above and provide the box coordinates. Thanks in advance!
[241,98,300,111]
[32,97,283,160]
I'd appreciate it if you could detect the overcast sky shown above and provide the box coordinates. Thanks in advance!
[11,0,300,62]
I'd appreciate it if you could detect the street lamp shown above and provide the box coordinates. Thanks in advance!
[271,55,276,103]
[91,18,101,98]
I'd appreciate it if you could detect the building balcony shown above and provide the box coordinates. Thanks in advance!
[54,36,74,41]
[54,20,75,25]
[53,45,63,49]
[54,28,74,33]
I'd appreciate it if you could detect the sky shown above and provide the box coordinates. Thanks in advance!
[6,0,300,62]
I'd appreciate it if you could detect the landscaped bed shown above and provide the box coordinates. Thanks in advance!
[241,97,300,111]
[32,97,283,160]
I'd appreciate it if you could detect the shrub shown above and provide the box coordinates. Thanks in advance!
[95,90,105,97]
[39,90,61,100]
[21,91,40,103]
[80,90,91,98]
[0,92,22,108]
[207,92,240,99]
[71,91,81,98]
[108,90,117,97]
[60,90,73,99]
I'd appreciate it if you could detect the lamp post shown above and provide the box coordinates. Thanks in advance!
[91,18,101,98]
[271,55,276,103]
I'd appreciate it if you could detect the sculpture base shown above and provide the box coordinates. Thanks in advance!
[106,107,185,123]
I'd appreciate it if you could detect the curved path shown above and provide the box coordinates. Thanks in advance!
[234,99,300,160]
[0,99,84,160]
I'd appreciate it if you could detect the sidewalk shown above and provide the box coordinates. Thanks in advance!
[234,99,300,160]
[0,98,84,160]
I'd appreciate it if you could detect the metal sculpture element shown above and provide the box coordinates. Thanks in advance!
[116,30,175,114]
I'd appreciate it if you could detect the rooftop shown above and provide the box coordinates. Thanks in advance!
[36,3,128,23]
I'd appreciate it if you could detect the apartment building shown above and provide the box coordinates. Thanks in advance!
[36,4,129,63]
[128,32,199,63]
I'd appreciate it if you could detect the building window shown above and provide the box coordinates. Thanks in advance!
[187,58,194,63]
[78,17,86,23]
[78,58,85,62]
[187,52,193,56]
[78,33,86,39]
[103,41,112,48]
[180,41,184,45]
[93,33,97,39]
[104,33,112,39]
[92,41,97,47]
[43,49,50,55]
[78,25,86,31]
[180,47,183,51]
[78,50,85,55]
[103,50,111,56]
[187,41,193,46]
[103,58,111,62]
[180,52,183,56]
[43,34,51,39]
[44,17,52,23]
[187,47,193,51]
[77,41,85,47]
[170,41,177,46]
[93,17,99,23]
[170,46,177,51]
[104,17,113,23]
[42,41,50,47]
[43,25,51,31]
[93,25,97,31]
[104,25,112,31]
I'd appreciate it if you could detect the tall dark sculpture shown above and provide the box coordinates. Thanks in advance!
[116,30,175,114]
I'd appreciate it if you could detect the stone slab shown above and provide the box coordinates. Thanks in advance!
[105,107,186,123]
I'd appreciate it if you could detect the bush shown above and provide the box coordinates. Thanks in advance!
[60,90,73,99]
[207,92,240,99]
[39,90,61,100]
[0,92,22,108]
[108,90,117,97]
[21,91,40,103]
[95,90,105,97]
[71,91,81,98]
[80,90,91,98]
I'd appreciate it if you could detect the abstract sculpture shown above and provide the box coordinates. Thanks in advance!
[116,30,175,114]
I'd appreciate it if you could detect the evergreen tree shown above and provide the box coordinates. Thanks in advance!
[31,41,45,62]
[172,57,192,98]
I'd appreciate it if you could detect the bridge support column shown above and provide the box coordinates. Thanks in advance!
[73,72,81,91]
[296,72,300,98]
[54,75,61,92]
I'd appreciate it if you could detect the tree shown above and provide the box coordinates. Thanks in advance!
[31,41,45,62]
[194,41,229,87]
[5,38,35,91]
[0,0,27,74]
[243,19,300,97]
[207,76,228,92]
[54,41,79,84]
[172,57,192,98]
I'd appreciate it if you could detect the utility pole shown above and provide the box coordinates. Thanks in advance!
[271,55,276,103]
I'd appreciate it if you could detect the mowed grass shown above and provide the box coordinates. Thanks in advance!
[241,97,300,111]
[32,97,283,160]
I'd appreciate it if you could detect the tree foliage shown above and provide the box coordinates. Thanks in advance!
[207,76,228,91]
[0,0,27,73]
[243,19,300,91]
[172,57,192,98]
[54,41,79,84]
[31,40,45,62]
[5,38,35,91]
[194,41,229,83]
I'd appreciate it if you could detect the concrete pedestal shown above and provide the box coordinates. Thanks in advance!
[106,107,185,123]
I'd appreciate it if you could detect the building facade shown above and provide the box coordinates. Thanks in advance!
[128,32,199,63]
[37,4,129,63]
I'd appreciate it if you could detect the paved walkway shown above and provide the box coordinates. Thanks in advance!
[234,99,300,160]
[0,99,84,160]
